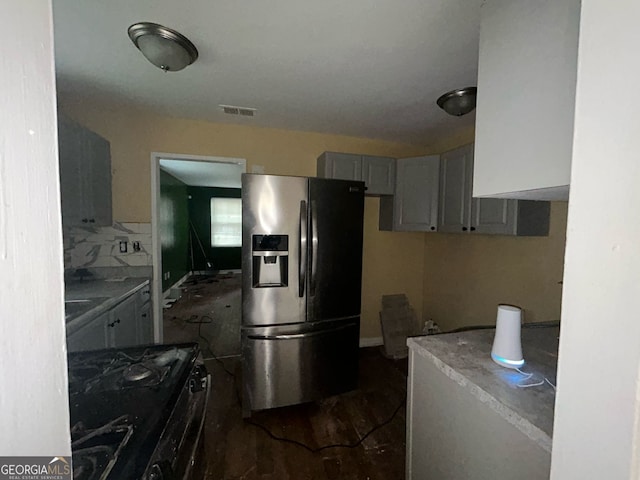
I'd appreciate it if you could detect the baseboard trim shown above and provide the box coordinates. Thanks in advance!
[162,272,191,298]
[192,269,241,275]
[359,336,383,348]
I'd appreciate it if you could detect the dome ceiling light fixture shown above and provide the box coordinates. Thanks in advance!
[436,86,478,116]
[128,22,198,72]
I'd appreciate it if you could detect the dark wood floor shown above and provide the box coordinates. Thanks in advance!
[201,350,408,480]
[163,273,408,479]
[163,273,242,357]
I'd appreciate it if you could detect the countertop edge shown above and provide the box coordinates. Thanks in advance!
[407,337,553,453]
[66,279,150,336]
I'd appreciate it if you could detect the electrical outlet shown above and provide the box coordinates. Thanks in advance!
[119,241,127,253]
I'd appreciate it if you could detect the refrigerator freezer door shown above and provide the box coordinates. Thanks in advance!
[307,178,365,323]
[242,319,360,411]
[242,174,307,326]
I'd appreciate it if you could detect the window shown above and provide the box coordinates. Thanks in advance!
[210,197,242,247]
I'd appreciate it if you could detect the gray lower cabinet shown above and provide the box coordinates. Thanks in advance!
[107,294,138,348]
[67,282,153,352]
[317,152,395,195]
[379,155,440,231]
[137,301,153,345]
[66,311,109,352]
[136,286,153,344]
[58,113,112,226]
[439,144,550,236]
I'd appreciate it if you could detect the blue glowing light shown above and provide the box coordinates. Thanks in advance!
[491,353,524,368]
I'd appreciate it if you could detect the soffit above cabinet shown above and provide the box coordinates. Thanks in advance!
[473,0,579,200]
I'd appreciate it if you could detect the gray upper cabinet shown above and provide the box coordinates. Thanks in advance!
[58,113,112,226]
[58,115,85,226]
[318,152,361,181]
[438,143,550,236]
[317,152,395,195]
[470,198,517,235]
[361,155,395,195]
[439,144,474,233]
[379,155,440,232]
[84,128,112,225]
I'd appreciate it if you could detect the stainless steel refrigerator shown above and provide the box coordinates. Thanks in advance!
[241,173,365,414]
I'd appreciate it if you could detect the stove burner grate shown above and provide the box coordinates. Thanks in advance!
[71,415,134,480]
[68,348,183,395]
[123,363,157,382]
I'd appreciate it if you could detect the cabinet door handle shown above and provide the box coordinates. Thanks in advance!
[89,218,95,223]
[462,226,468,231]
[430,226,435,231]
[82,218,88,223]
[470,226,476,232]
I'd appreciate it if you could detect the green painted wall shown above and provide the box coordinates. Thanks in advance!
[188,186,241,271]
[160,170,190,291]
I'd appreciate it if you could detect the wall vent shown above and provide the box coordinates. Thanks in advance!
[220,104,256,117]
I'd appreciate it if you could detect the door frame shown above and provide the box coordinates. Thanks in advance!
[150,152,246,343]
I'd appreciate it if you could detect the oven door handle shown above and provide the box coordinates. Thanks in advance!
[183,373,210,480]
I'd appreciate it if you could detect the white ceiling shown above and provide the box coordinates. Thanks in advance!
[159,159,244,188]
[52,0,481,146]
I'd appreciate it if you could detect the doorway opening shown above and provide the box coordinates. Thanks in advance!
[150,153,245,356]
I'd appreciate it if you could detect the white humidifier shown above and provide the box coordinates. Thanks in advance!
[491,305,524,368]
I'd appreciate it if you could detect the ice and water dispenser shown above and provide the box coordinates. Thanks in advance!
[251,234,288,287]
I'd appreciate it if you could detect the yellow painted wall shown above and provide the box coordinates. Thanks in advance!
[59,98,426,339]
[423,201,568,331]
[59,97,567,338]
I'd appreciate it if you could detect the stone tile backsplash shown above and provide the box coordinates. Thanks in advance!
[64,222,153,269]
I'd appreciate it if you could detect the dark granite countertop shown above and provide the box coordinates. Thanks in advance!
[407,326,559,452]
[65,278,150,336]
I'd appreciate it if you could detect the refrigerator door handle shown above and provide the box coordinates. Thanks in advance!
[247,323,354,340]
[310,200,318,296]
[299,200,307,297]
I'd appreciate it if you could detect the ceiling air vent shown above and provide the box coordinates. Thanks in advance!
[220,105,256,117]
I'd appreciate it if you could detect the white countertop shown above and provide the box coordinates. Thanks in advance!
[65,278,149,335]
[407,326,559,452]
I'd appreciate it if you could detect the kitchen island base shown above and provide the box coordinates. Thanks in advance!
[406,328,557,480]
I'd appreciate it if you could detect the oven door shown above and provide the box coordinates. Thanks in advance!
[143,364,211,480]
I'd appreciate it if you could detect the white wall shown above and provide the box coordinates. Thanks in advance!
[0,1,71,455]
[551,1,640,478]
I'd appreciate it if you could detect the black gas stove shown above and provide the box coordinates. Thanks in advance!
[67,343,210,480]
